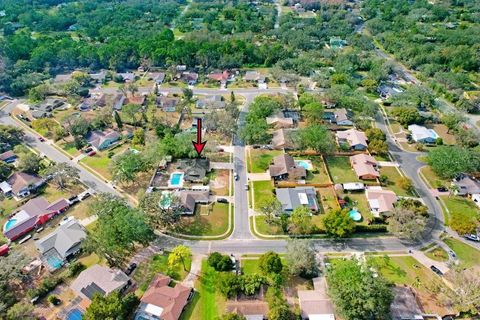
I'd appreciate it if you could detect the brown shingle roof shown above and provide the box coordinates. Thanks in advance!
[6,172,43,195]
[269,154,306,179]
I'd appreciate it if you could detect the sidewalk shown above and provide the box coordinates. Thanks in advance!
[412,250,450,274]
[248,173,271,181]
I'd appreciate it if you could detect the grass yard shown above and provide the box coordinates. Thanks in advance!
[134,252,192,295]
[317,187,340,212]
[81,153,113,179]
[325,156,360,183]
[343,192,372,223]
[180,260,225,320]
[57,140,81,157]
[440,195,480,233]
[368,256,448,315]
[427,124,456,145]
[241,259,261,274]
[77,253,103,268]
[249,149,282,173]
[294,155,330,184]
[40,183,84,203]
[252,180,274,210]
[424,247,449,262]
[420,166,447,189]
[173,203,230,236]
[254,216,286,236]
[444,237,480,269]
[379,166,412,196]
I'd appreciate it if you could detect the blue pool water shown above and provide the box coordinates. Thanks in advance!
[296,160,310,170]
[169,172,184,187]
[349,209,362,222]
[4,219,17,231]
[66,309,83,320]
[46,255,63,270]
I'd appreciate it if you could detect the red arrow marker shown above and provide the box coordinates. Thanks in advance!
[192,118,207,157]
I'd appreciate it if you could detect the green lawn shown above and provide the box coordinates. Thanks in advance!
[81,152,113,179]
[133,252,192,295]
[249,149,282,173]
[58,140,81,157]
[440,195,480,234]
[241,259,261,274]
[252,180,274,210]
[326,156,360,183]
[294,156,331,184]
[318,187,340,212]
[254,216,286,236]
[379,166,412,196]
[173,203,230,236]
[444,238,480,269]
[420,166,447,189]
[424,247,449,262]
[180,260,225,320]
[344,193,373,223]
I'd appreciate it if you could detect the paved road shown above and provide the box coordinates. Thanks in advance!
[0,100,121,197]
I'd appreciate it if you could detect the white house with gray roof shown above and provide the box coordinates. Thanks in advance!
[35,218,86,270]
[275,187,319,213]
[408,125,439,144]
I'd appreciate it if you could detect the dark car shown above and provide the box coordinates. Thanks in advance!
[217,198,229,204]
[68,195,79,205]
[437,186,448,192]
[464,234,480,242]
[84,147,93,154]
[125,263,137,275]
[38,137,45,142]
[430,265,443,276]
[79,192,91,201]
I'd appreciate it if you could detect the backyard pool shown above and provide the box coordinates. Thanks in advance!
[45,254,64,270]
[349,209,362,222]
[3,219,17,232]
[66,308,83,320]
[159,191,172,209]
[168,172,184,188]
[295,159,313,171]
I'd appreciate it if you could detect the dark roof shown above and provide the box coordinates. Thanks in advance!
[177,159,210,182]
[390,287,423,320]
[81,283,106,300]
[6,172,43,194]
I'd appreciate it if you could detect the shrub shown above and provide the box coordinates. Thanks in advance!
[48,295,61,306]
[207,252,234,272]
[27,276,63,300]
[68,261,86,277]
[355,225,387,233]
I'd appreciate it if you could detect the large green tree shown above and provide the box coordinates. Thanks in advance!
[285,240,318,278]
[84,292,139,320]
[258,251,283,275]
[322,209,356,238]
[427,146,480,179]
[44,162,80,189]
[327,258,393,320]
[296,124,335,153]
[110,150,149,184]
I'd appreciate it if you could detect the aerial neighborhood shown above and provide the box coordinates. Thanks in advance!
[0,0,479,320]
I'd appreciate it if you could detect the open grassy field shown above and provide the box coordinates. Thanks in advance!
[249,149,282,173]
[440,195,480,233]
[173,203,230,236]
[180,260,225,320]
[252,180,275,210]
[420,166,447,189]
[326,156,360,183]
[444,237,480,269]
[424,247,449,262]
[379,166,412,196]
[254,216,286,236]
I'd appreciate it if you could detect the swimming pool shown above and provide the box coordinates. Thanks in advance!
[66,308,83,320]
[295,160,313,170]
[4,219,17,232]
[45,254,63,270]
[168,172,184,188]
[349,209,362,222]
[159,191,172,209]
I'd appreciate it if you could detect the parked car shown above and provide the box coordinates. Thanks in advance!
[68,196,79,205]
[87,150,96,156]
[217,198,229,204]
[38,137,45,142]
[244,184,249,191]
[84,147,93,154]
[437,186,448,192]
[125,263,137,275]
[448,250,456,259]
[464,234,480,242]
[234,172,239,181]
[78,192,91,201]
[430,265,443,276]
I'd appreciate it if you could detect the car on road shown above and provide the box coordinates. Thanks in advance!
[464,234,480,242]
[234,172,239,181]
[125,263,137,275]
[84,147,93,154]
[244,184,249,191]
[217,198,229,204]
[38,137,45,142]
[448,250,456,259]
[430,265,443,276]
[78,192,91,201]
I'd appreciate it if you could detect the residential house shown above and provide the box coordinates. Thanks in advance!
[1,172,45,198]
[275,187,319,213]
[89,70,107,83]
[208,70,230,84]
[321,98,336,109]
[31,110,51,119]
[266,115,294,129]
[378,84,404,99]
[390,286,441,320]
[30,98,66,117]
[269,154,306,181]
[271,129,295,150]
[117,72,135,82]
[244,71,265,84]
[336,129,368,151]
[113,93,126,111]
[178,190,210,215]
[178,72,198,85]
[366,189,397,218]
[196,95,226,109]
[177,158,211,183]
[35,219,87,270]
[54,73,72,83]
[407,125,439,144]
[350,154,379,180]
[451,174,480,197]
[298,277,335,320]
[156,96,179,112]
[135,274,193,320]
[87,129,121,151]
[3,197,69,241]
[226,302,269,320]
[71,264,130,301]
[333,109,353,126]
[149,72,166,84]
[125,95,146,106]
[0,150,17,164]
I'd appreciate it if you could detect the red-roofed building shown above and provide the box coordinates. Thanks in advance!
[208,71,230,84]
[3,197,69,241]
[135,274,193,320]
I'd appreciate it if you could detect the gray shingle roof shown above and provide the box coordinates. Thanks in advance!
[35,219,86,259]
